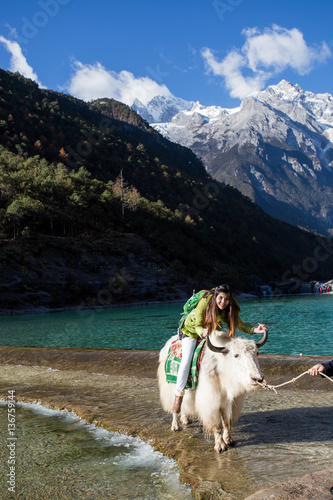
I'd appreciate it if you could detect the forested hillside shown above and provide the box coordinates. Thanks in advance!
[0,69,332,310]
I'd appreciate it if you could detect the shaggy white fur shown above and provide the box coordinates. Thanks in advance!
[157,332,264,452]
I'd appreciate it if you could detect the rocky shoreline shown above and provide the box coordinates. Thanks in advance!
[0,346,332,499]
[0,234,195,314]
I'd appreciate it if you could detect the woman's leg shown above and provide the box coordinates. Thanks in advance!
[172,335,197,413]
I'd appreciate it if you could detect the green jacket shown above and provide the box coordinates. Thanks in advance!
[181,294,254,339]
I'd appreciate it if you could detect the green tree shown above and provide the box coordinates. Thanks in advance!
[6,195,45,239]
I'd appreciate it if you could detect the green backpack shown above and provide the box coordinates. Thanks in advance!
[178,290,206,329]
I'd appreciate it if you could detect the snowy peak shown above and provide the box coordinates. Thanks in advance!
[150,80,333,145]
[133,80,333,130]
[260,79,303,101]
[172,101,238,124]
[257,80,333,126]
[132,95,194,124]
[132,94,242,127]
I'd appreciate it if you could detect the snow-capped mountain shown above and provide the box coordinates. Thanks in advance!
[132,94,194,124]
[135,81,333,236]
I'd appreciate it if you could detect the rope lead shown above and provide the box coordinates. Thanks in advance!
[256,371,333,393]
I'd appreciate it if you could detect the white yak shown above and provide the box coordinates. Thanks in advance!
[157,330,268,452]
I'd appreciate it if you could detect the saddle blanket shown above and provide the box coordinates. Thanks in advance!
[164,338,206,390]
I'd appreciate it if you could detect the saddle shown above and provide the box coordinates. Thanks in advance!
[164,338,206,390]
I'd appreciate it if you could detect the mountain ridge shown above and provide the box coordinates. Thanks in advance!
[136,80,333,236]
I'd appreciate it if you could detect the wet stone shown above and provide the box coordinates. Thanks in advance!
[0,347,332,499]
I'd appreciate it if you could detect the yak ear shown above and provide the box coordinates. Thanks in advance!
[206,335,229,354]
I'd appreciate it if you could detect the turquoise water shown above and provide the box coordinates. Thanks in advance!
[0,402,192,499]
[0,294,332,355]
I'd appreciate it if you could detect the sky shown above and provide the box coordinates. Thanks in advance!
[0,0,332,110]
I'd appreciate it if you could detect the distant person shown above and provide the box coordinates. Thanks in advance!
[308,360,333,377]
[172,284,268,414]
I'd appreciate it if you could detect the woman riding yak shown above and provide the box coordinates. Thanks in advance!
[173,284,268,414]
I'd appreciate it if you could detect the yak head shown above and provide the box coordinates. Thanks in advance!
[205,330,268,392]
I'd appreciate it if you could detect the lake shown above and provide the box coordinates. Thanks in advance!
[0,293,332,355]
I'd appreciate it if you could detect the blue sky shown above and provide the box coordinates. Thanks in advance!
[0,0,332,109]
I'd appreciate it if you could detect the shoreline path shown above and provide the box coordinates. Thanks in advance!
[0,346,332,499]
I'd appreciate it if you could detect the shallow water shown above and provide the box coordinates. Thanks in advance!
[217,390,333,496]
[0,360,332,499]
[0,402,192,500]
[0,294,332,355]
[178,388,333,498]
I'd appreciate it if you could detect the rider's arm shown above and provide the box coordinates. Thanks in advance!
[193,296,210,337]
[235,316,255,335]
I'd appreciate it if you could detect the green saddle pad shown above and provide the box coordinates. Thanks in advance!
[164,338,205,390]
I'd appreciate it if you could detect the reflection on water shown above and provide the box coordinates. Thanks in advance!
[0,403,192,500]
[0,294,332,355]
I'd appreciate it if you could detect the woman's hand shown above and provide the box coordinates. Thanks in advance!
[252,323,268,334]
[202,328,209,338]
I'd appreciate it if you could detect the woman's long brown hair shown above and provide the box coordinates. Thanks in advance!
[202,285,235,337]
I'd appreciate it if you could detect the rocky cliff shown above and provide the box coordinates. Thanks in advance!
[0,235,192,314]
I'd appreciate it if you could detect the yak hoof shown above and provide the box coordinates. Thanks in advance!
[214,443,228,453]
[214,441,228,453]
[171,413,181,432]
[180,414,189,425]
[224,437,235,447]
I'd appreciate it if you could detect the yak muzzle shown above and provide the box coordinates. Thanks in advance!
[251,375,264,384]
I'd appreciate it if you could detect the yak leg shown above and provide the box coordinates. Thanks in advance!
[213,427,228,453]
[221,415,234,447]
[171,390,185,431]
[180,412,189,425]
[171,412,180,431]
[221,394,244,446]
[172,411,189,430]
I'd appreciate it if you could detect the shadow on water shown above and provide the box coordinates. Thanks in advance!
[237,406,333,447]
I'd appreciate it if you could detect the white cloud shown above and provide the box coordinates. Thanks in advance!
[0,36,43,87]
[65,61,172,105]
[201,26,331,99]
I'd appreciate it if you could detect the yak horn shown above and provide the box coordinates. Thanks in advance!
[256,329,268,348]
[206,335,229,354]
